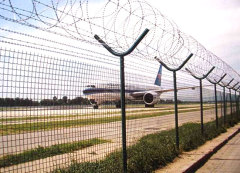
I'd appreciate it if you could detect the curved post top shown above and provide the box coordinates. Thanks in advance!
[216,73,227,84]
[185,66,215,80]
[229,82,239,90]
[94,28,149,57]
[233,82,239,88]
[154,53,193,72]
[207,73,227,85]
[206,77,216,85]
[219,78,234,88]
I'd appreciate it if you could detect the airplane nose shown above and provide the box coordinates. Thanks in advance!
[83,89,90,94]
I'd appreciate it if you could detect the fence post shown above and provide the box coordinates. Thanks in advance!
[94,29,149,173]
[234,86,240,119]
[218,78,234,125]
[239,90,240,119]
[186,67,215,135]
[238,86,240,116]
[235,89,238,117]
[223,87,226,124]
[235,86,240,118]
[155,54,193,150]
[206,73,226,128]
[227,82,239,120]
[220,92,223,125]
[229,89,232,120]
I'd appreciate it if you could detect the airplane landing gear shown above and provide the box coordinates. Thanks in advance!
[93,105,99,109]
[116,101,121,108]
[145,104,154,108]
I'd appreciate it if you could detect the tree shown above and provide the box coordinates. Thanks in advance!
[53,96,58,105]
[62,96,68,104]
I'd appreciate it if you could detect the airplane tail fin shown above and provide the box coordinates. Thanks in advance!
[154,65,162,86]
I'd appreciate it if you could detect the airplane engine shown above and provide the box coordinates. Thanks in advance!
[143,92,160,105]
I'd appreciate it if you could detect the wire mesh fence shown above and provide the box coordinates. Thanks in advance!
[0,48,239,172]
[0,0,240,173]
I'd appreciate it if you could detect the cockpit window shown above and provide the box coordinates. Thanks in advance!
[86,85,95,88]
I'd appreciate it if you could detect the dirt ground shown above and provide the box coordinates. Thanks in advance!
[155,123,240,173]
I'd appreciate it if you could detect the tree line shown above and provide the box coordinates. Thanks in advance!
[0,97,187,107]
[40,96,90,106]
[0,96,90,107]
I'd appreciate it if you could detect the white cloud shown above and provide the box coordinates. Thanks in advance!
[146,0,240,73]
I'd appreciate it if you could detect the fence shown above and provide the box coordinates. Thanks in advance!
[0,0,240,173]
[0,47,239,172]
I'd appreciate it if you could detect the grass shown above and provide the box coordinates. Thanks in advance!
[0,106,215,135]
[53,113,239,173]
[0,138,110,168]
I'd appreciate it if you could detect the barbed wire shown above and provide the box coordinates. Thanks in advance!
[0,0,239,88]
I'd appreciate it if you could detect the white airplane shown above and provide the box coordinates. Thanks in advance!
[83,65,196,109]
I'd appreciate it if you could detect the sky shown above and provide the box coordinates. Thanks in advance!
[0,0,237,100]
[146,0,240,74]
[1,0,239,74]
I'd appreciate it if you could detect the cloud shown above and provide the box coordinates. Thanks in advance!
[146,0,240,73]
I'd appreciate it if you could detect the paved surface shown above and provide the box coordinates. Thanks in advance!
[0,104,212,118]
[196,133,240,173]
[1,106,209,125]
[155,124,240,173]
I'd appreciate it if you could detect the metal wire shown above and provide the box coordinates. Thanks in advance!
[0,0,238,85]
[0,0,239,172]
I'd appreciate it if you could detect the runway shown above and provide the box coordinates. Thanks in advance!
[0,104,209,118]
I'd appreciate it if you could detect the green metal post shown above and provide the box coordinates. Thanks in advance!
[185,66,215,135]
[237,86,240,118]
[229,89,232,120]
[200,79,204,134]
[239,92,240,119]
[221,92,223,125]
[173,71,179,149]
[214,84,218,128]
[239,91,240,119]
[120,55,127,173]
[155,54,193,150]
[94,29,149,173]
[219,79,234,125]
[237,87,240,119]
[207,73,226,128]
[229,83,239,118]
[235,90,238,118]
[223,87,226,125]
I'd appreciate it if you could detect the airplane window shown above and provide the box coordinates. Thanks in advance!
[86,85,95,88]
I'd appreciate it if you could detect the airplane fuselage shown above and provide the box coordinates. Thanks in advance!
[83,83,162,106]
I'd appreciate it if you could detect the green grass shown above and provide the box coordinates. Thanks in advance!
[0,106,215,135]
[53,114,239,173]
[0,138,110,168]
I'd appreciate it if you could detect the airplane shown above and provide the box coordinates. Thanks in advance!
[83,65,196,109]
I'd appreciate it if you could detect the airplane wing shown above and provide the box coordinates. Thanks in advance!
[130,85,201,98]
[155,86,199,93]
